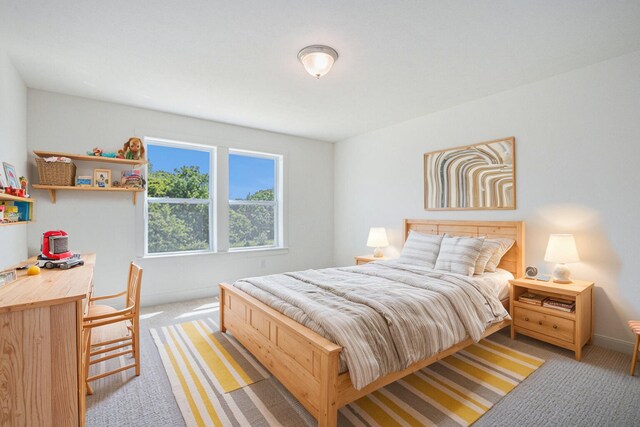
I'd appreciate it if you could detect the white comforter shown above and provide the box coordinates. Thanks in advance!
[232,260,510,390]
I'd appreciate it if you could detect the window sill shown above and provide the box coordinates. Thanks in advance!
[141,246,289,260]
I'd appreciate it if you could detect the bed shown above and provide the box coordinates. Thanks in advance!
[219,219,524,426]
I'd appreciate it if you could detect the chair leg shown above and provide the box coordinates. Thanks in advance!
[631,335,639,376]
[84,329,94,395]
[130,327,136,359]
[134,319,140,376]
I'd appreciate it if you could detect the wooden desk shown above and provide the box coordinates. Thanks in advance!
[0,254,94,426]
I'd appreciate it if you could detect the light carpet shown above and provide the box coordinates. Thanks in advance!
[152,317,543,427]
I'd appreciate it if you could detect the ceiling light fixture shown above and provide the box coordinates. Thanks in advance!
[297,45,339,79]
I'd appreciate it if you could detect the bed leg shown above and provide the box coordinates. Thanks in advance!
[318,351,339,427]
[219,285,226,333]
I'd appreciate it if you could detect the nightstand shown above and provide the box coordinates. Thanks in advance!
[354,255,390,265]
[509,277,594,361]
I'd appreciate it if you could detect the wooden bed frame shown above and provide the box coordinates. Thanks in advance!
[219,219,524,426]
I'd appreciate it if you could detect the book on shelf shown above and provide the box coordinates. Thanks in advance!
[542,297,576,312]
[518,292,547,306]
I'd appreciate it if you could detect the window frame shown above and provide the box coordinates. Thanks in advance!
[228,149,283,251]
[144,137,217,257]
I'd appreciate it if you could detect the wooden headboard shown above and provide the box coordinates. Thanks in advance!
[403,219,525,278]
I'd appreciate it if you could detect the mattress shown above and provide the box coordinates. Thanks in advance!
[232,261,510,390]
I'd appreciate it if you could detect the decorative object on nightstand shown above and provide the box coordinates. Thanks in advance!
[367,227,389,258]
[524,266,538,279]
[354,254,390,265]
[509,277,594,361]
[628,320,640,376]
[544,234,580,283]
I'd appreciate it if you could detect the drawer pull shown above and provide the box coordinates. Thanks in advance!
[524,317,529,321]
[553,324,558,329]
[538,321,543,325]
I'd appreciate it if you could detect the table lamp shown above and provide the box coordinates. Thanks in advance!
[544,234,580,283]
[367,227,389,258]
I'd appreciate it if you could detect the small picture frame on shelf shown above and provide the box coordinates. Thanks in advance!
[2,162,19,188]
[94,168,111,188]
[75,176,93,187]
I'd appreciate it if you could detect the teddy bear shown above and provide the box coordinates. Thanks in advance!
[118,137,146,161]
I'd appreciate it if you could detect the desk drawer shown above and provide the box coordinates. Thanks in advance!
[514,306,575,343]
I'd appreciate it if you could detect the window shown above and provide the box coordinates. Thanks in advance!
[228,150,282,249]
[145,139,215,255]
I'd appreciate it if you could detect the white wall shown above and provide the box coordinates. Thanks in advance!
[28,90,334,305]
[334,50,640,352]
[0,49,27,268]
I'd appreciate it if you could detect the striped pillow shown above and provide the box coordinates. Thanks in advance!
[484,238,515,272]
[435,235,485,276]
[474,239,504,275]
[398,231,444,268]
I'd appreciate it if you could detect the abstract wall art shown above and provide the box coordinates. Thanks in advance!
[424,137,515,210]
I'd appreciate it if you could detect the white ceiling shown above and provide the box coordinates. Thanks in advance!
[1,1,640,142]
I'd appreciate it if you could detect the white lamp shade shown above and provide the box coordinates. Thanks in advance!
[544,234,580,264]
[367,228,389,248]
[300,52,335,78]
[298,45,338,78]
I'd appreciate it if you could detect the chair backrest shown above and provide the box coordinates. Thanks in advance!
[125,262,143,315]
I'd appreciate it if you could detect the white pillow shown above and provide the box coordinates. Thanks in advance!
[484,238,515,272]
[474,239,504,275]
[435,235,485,276]
[398,231,444,268]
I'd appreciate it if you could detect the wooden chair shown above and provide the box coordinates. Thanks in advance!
[83,262,143,394]
[628,320,640,376]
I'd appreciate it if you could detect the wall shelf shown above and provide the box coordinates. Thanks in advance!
[33,150,148,167]
[0,221,31,227]
[0,193,35,204]
[32,185,144,205]
[0,193,35,225]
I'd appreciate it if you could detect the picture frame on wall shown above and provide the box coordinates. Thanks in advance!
[94,168,112,188]
[424,137,516,210]
[2,162,19,188]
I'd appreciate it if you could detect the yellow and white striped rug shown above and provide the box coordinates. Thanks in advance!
[152,318,544,426]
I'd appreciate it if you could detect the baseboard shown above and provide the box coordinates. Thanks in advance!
[592,333,635,355]
[142,286,215,307]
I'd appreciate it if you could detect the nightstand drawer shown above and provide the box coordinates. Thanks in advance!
[514,306,575,343]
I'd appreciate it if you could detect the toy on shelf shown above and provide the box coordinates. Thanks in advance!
[87,147,118,158]
[4,187,26,198]
[117,137,145,161]
[19,176,29,198]
[0,198,30,223]
[1,203,18,222]
[121,170,145,189]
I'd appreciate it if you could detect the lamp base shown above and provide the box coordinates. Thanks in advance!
[373,247,384,258]
[552,263,572,284]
